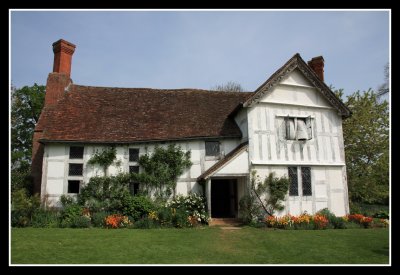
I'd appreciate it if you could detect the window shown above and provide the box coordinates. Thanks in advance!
[129,165,140,195]
[205,141,220,156]
[69,146,84,159]
[288,166,312,196]
[129,182,140,195]
[301,167,312,196]
[68,180,80,193]
[129,148,139,162]
[129,165,139,174]
[288,167,298,196]
[285,116,312,140]
[69,163,83,176]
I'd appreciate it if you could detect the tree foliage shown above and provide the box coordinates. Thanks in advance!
[335,89,389,204]
[212,81,246,92]
[11,84,46,193]
[132,144,192,202]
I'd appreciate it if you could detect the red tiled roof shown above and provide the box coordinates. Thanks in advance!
[38,85,254,143]
[198,141,248,181]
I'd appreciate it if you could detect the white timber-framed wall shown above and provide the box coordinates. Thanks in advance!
[41,138,243,207]
[246,68,349,216]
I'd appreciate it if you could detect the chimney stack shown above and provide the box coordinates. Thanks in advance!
[44,39,76,106]
[52,39,76,77]
[307,56,324,82]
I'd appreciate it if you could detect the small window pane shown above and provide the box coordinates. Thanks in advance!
[69,146,84,159]
[129,166,139,174]
[205,141,220,156]
[129,148,139,162]
[302,167,312,196]
[288,167,298,196]
[69,163,83,176]
[68,180,80,193]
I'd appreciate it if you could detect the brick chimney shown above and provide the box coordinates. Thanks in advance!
[307,56,324,82]
[52,39,76,76]
[32,39,76,195]
[44,39,76,106]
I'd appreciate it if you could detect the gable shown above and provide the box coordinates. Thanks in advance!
[260,69,332,108]
[243,54,351,118]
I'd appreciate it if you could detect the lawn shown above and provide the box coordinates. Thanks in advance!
[11,227,389,264]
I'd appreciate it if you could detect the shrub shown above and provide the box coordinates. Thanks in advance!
[60,202,84,228]
[172,207,191,228]
[11,189,41,227]
[31,209,60,228]
[313,215,329,229]
[77,174,132,213]
[157,207,174,227]
[167,193,209,224]
[239,193,262,225]
[134,217,160,229]
[121,195,155,221]
[104,214,132,229]
[70,216,91,228]
[373,211,389,219]
[91,211,110,227]
[316,208,346,229]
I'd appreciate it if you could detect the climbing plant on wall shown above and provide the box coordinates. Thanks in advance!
[131,144,192,202]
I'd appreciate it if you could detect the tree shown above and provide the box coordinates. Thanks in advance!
[212,81,246,92]
[11,84,46,193]
[335,89,389,205]
[377,62,389,98]
[132,144,192,202]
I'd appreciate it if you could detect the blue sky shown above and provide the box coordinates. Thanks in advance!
[11,10,389,97]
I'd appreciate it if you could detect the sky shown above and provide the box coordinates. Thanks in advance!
[10,10,390,97]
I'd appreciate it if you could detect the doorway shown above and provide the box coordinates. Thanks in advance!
[211,179,238,218]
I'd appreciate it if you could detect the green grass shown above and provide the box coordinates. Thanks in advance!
[11,227,389,264]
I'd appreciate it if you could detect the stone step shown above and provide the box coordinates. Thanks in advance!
[209,218,243,227]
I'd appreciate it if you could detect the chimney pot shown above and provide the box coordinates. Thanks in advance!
[52,39,76,77]
[307,56,324,82]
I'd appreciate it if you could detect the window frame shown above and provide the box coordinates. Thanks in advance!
[129,148,139,162]
[205,141,220,157]
[288,166,312,197]
[284,115,313,141]
[67,180,81,194]
[69,146,84,159]
[68,163,83,176]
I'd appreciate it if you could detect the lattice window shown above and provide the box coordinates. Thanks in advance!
[205,141,220,156]
[301,167,312,196]
[129,148,139,162]
[129,165,139,174]
[285,116,312,140]
[69,146,84,159]
[68,163,83,176]
[68,180,80,194]
[288,167,298,196]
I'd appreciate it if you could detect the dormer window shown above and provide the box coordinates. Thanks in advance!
[285,116,312,140]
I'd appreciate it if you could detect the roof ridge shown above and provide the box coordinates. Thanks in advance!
[71,84,253,95]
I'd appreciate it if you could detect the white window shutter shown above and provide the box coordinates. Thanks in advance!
[296,119,308,140]
[306,116,312,140]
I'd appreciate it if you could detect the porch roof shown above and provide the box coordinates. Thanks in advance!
[197,141,249,181]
